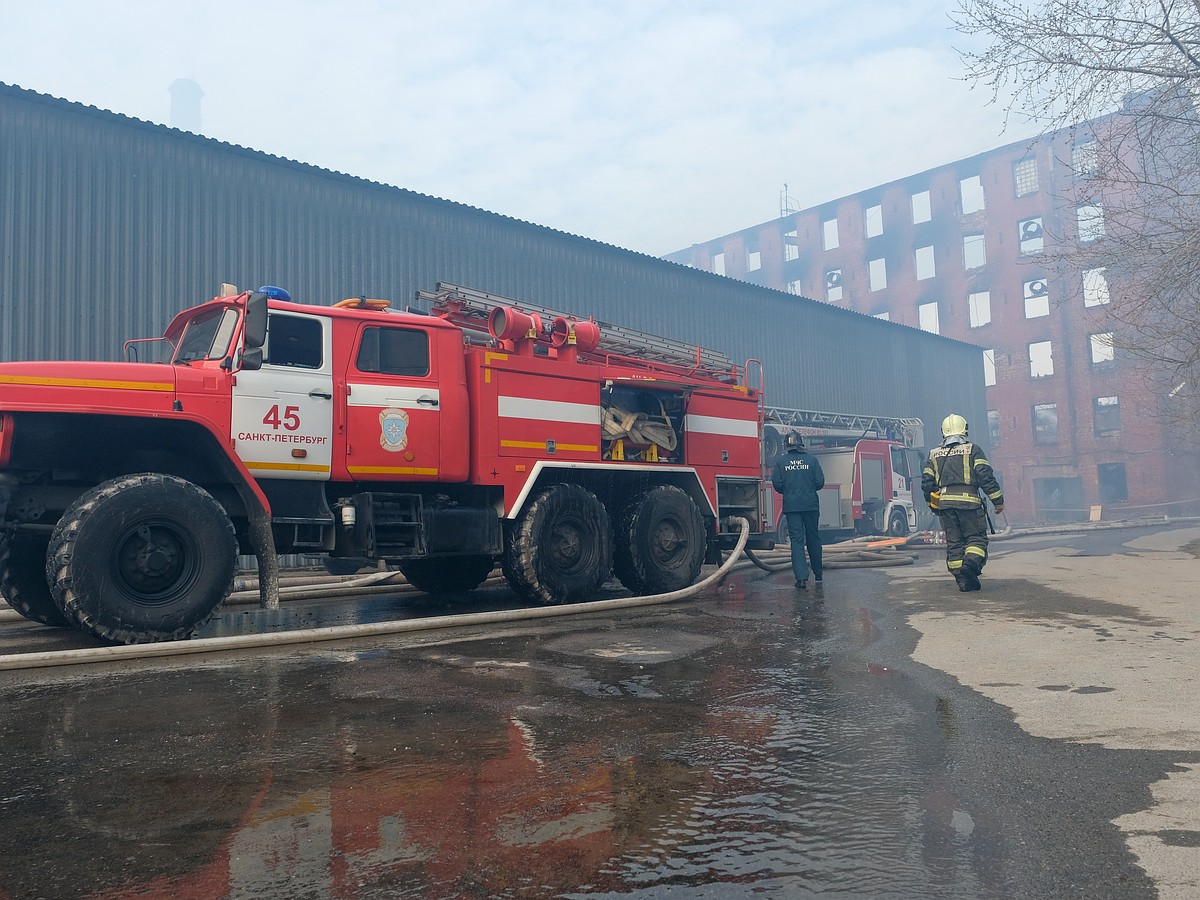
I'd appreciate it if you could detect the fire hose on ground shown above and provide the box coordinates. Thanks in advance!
[740,534,920,574]
[0,527,920,633]
[0,518,755,670]
[0,519,949,669]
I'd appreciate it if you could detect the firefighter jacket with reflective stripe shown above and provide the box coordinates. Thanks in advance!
[921,441,1004,511]
[772,449,826,513]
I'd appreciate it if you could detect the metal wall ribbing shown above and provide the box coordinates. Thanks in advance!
[0,82,987,441]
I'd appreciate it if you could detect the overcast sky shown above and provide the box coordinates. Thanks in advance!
[1,0,1031,257]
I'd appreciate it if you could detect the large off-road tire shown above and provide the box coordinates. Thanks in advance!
[613,485,706,595]
[48,473,238,644]
[398,555,495,594]
[502,484,611,605]
[0,533,67,627]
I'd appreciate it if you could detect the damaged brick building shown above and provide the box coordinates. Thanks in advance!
[668,121,1200,525]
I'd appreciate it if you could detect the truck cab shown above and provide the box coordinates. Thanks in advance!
[834,437,925,537]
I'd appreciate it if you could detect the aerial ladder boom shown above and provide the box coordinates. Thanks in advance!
[416,282,740,380]
[763,406,924,447]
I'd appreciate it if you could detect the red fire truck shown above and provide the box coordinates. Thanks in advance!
[762,408,927,539]
[0,283,767,643]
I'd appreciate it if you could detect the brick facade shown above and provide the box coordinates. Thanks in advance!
[668,128,1200,525]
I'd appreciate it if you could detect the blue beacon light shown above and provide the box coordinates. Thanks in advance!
[256,285,292,302]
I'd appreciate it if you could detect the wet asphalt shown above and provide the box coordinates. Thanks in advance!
[0,534,1185,899]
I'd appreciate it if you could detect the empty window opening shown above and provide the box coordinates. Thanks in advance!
[983,349,996,386]
[915,246,936,280]
[1093,396,1121,436]
[869,258,887,291]
[865,204,883,238]
[1029,340,1054,377]
[919,301,940,334]
[1098,462,1128,502]
[825,269,843,302]
[968,291,991,328]
[822,218,839,250]
[784,229,799,262]
[1083,267,1110,306]
[963,233,986,270]
[1019,218,1044,254]
[911,190,931,224]
[1024,278,1050,318]
[1090,332,1115,364]
[987,409,1001,444]
[1073,140,1098,177]
[712,251,726,275]
[960,175,985,214]
[1077,203,1105,242]
[1032,403,1058,444]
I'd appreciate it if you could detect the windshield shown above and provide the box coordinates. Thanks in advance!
[172,307,239,364]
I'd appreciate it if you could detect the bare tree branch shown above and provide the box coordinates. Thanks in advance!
[955,0,1200,429]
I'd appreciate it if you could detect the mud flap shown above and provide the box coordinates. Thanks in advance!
[246,504,280,611]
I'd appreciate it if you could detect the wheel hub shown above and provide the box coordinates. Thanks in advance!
[652,521,682,556]
[550,523,583,566]
[118,524,186,597]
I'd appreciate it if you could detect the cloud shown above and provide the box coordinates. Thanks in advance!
[0,0,1032,255]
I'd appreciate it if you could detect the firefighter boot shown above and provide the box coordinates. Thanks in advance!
[954,574,971,592]
[961,562,983,592]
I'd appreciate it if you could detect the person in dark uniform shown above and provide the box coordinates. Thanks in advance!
[921,414,1005,592]
[772,431,826,594]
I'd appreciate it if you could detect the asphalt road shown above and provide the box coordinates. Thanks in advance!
[0,522,1196,898]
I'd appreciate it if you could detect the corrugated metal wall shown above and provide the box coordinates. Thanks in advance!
[0,82,988,442]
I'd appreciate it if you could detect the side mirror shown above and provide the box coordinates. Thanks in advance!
[241,347,263,371]
[244,293,268,350]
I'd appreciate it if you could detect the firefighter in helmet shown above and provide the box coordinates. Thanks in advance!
[921,414,1005,592]
[772,430,826,594]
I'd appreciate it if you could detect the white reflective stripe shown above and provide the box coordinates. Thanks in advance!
[507,460,715,517]
[685,414,759,438]
[499,395,600,425]
[348,383,440,408]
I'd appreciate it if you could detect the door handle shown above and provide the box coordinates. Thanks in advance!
[417,397,440,407]
[309,390,333,400]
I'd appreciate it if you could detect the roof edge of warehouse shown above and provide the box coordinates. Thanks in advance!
[0,80,982,353]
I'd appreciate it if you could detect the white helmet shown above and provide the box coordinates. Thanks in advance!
[941,414,968,438]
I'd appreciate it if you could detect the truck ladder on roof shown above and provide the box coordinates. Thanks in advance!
[764,407,924,445]
[416,282,736,375]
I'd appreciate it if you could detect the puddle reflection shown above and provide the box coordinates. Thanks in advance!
[0,583,999,898]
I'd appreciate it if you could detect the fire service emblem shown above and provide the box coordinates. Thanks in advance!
[379,408,410,452]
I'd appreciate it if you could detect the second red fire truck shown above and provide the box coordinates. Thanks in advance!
[762,408,927,539]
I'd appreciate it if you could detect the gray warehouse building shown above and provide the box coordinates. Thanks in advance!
[0,81,986,446]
